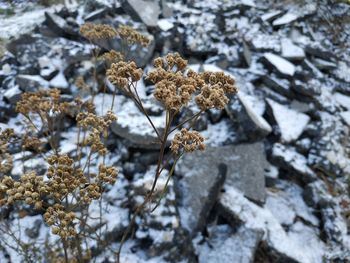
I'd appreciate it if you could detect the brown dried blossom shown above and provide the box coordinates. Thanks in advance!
[195,71,238,110]
[147,53,237,111]
[170,128,205,155]
[0,128,14,174]
[46,154,86,200]
[99,50,124,65]
[106,61,143,91]
[44,204,76,238]
[75,76,90,91]
[117,25,150,47]
[16,89,71,116]
[80,23,118,40]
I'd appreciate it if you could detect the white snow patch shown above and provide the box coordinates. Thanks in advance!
[264,53,296,76]
[220,186,325,263]
[272,13,298,26]
[267,98,310,142]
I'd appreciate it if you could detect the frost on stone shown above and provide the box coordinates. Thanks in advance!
[264,53,296,76]
[267,98,310,142]
[219,186,325,263]
[94,93,166,148]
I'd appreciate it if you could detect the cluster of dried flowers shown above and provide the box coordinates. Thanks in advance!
[80,23,150,47]
[0,128,14,174]
[0,22,238,263]
[0,89,119,242]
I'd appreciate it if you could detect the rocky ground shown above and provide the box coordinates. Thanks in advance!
[0,0,350,262]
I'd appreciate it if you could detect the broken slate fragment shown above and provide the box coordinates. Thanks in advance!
[281,38,305,61]
[218,186,325,263]
[193,225,262,263]
[263,53,296,77]
[121,0,160,27]
[272,13,298,26]
[267,98,310,142]
[270,143,317,183]
[226,92,272,141]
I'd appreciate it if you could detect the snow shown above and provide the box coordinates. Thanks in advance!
[272,13,299,26]
[0,5,63,39]
[272,143,315,177]
[157,19,174,31]
[281,38,305,60]
[264,53,296,76]
[333,92,350,110]
[220,186,325,263]
[267,98,310,142]
[340,111,350,126]
[261,10,283,22]
[49,71,69,90]
[201,118,236,146]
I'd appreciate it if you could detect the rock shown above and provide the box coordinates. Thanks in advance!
[176,142,268,210]
[175,155,226,234]
[3,85,22,104]
[272,13,298,26]
[265,180,319,227]
[242,40,252,67]
[94,93,165,149]
[226,92,272,141]
[249,34,281,52]
[263,53,296,77]
[157,19,174,31]
[44,12,77,38]
[333,92,350,110]
[262,75,293,98]
[292,79,322,97]
[281,38,305,61]
[313,58,337,71]
[218,186,325,263]
[267,99,310,142]
[270,143,317,183]
[302,59,324,78]
[49,71,69,91]
[305,43,335,60]
[25,219,42,239]
[333,61,350,83]
[340,111,350,126]
[261,10,283,22]
[84,8,108,21]
[308,112,350,177]
[16,74,49,91]
[121,0,161,27]
[193,225,262,263]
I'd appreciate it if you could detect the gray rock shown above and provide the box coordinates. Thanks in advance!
[193,225,262,263]
[175,156,226,235]
[292,79,322,97]
[272,13,298,26]
[176,142,268,217]
[249,34,281,52]
[267,99,310,142]
[121,0,160,27]
[44,12,77,38]
[16,74,49,91]
[84,8,108,21]
[313,58,337,71]
[270,143,317,183]
[25,219,42,239]
[305,43,335,60]
[333,61,350,83]
[261,10,283,22]
[302,59,324,78]
[263,53,296,77]
[262,75,293,98]
[281,38,305,61]
[218,186,325,263]
[226,92,272,141]
[3,85,22,104]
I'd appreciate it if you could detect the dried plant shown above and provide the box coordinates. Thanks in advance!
[0,22,238,263]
